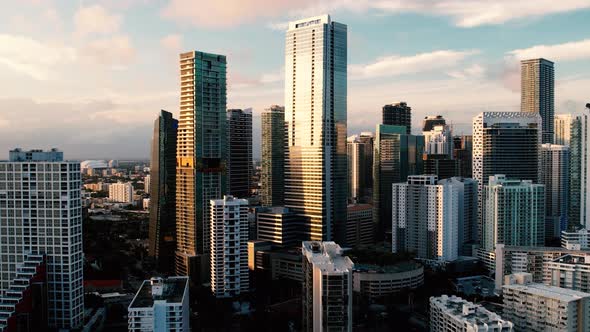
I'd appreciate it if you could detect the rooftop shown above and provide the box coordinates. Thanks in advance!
[551,254,590,266]
[354,261,422,274]
[129,276,188,309]
[503,282,590,302]
[302,241,353,274]
[431,295,511,328]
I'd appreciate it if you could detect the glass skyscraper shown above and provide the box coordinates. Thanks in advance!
[148,110,177,273]
[227,108,253,199]
[383,102,412,134]
[521,58,555,143]
[284,15,347,243]
[260,105,285,207]
[176,51,227,281]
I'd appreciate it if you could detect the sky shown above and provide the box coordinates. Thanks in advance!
[0,0,589,160]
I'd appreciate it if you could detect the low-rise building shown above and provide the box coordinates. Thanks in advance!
[561,228,590,250]
[128,277,189,332]
[429,295,513,331]
[502,272,590,332]
[109,182,134,203]
[353,262,423,300]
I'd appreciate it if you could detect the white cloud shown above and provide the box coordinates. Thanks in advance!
[447,64,486,80]
[0,34,76,80]
[350,50,479,79]
[508,38,590,61]
[74,5,121,36]
[160,34,183,52]
[79,35,136,67]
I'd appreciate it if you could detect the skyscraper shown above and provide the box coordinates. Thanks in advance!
[227,108,253,199]
[373,124,424,240]
[554,113,575,146]
[453,135,472,178]
[392,175,459,262]
[540,144,569,240]
[284,15,347,243]
[0,149,83,329]
[209,196,249,298]
[480,175,545,270]
[472,112,542,240]
[260,105,285,207]
[176,51,227,280]
[347,134,372,203]
[148,110,178,272]
[521,58,555,143]
[383,102,411,134]
[302,241,353,332]
[438,177,478,256]
[423,119,453,157]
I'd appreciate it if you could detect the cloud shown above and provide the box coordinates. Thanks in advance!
[447,64,486,80]
[79,35,136,67]
[350,50,479,79]
[160,34,183,52]
[74,5,121,36]
[508,38,590,61]
[161,0,590,29]
[0,34,76,80]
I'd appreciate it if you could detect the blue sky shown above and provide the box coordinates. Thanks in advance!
[0,0,589,159]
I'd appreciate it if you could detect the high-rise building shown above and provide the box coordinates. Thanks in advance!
[480,175,545,270]
[256,207,300,247]
[423,154,459,180]
[260,105,285,207]
[346,204,373,247]
[128,277,189,332]
[227,108,253,199]
[540,144,569,240]
[144,174,151,194]
[302,241,353,332]
[453,135,472,178]
[373,124,424,240]
[176,51,227,280]
[383,102,411,134]
[423,116,453,157]
[554,113,576,146]
[358,132,374,198]
[392,175,459,262]
[209,196,249,298]
[472,112,542,240]
[429,295,513,332]
[0,149,83,329]
[284,15,347,243]
[109,182,134,203]
[347,135,372,203]
[503,273,590,332]
[521,58,555,143]
[148,110,178,272]
[438,177,478,256]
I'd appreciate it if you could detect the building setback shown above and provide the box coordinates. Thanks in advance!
[383,102,411,134]
[302,241,353,332]
[227,108,253,199]
[148,110,178,273]
[0,149,84,329]
[521,58,555,143]
[210,196,249,298]
[176,51,228,281]
[260,105,285,207]
[284,15,347,243]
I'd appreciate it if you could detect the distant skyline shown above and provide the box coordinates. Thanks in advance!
[1,1,589,159]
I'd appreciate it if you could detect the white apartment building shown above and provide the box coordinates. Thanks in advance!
[562,228,590,250]
[302,241,353,332]
[392,175,459,262]
[144,174,151,194]
[429,295,513,331]
[0,149,84,329]
[547,254,590,293]
[480,175,545,270]
[128,277,189,332]
[109,181,134,203]
[210,195,249,298]
[494,244,590,292]
[503,272,590,332]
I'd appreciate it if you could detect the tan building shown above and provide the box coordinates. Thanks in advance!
[521,58,554,143]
